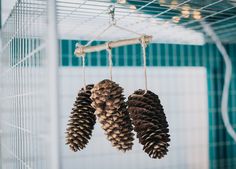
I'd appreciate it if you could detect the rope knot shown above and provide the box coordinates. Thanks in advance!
[140,35,148,48]
[75,43,85,56]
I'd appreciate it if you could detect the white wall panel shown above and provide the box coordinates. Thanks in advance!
[59,67,209,169]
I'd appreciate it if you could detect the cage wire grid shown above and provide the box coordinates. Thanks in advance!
[0,0,52,169]
[54,0,236,43]
[1,0,236,44]
[0,0,236,169]
[2,0,236,44]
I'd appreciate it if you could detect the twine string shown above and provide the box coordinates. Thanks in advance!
[106,42,113,81]
[82,54,86,91]
[140,36,148,93]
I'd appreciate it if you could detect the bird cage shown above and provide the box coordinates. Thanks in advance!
[0,0,236,169]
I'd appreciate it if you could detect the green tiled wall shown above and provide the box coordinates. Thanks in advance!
[60,40,236,169]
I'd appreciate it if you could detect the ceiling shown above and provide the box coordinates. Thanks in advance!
[1,0,236,44]
[124,0,236,43]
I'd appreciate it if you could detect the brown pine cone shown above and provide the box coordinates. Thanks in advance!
[128,89,170,159]
[65,84,96,152]
[91,79,134,152]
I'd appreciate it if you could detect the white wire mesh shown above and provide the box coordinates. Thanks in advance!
[3,0,236,45]
[0,0,235,168]
[0,0,50,168]
[54,0,236,44]
[56,0,204,45]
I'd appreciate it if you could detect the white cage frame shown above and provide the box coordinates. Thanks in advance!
[0,0,60,169]
[0,0,235,169]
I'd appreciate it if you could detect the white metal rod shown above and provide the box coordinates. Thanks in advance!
[0,21,3,169]
[201,21,236,142]
[74,35,152,56]
[47,0,60,168]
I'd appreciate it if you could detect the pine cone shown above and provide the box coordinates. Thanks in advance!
[65,84,96,152]
[91,79,134,152]
[128,89,170,159]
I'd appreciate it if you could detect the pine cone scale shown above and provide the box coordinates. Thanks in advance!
[91,79,134,151]
[65,84,96,152]
[128,89,170,159]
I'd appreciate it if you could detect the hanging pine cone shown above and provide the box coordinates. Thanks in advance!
[128,89,170,159]
[65,84,96,152]
[91,79,134,152]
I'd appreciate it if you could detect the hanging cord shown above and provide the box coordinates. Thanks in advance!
[106,42,113,81]
[84,4,141,47]
[82,54,87,91]
[85,5,115,47]
[75,43,87,90]
[109,4,141,36]
[85,24,112,47]
[201,21,236,142]
[114,24,142,36]
[140,36,148,93]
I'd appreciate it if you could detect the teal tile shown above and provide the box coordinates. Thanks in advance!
[100,50,107,66]
[70,40,77,56]
[90,52,98,66]
[152,44,158,66]
[175,45,182,66]
[72,56,79,66]
[61,40,69,55]
[159,44,166,66]
[117,47,124,66]
[167,45,174,66]
[135,44,142,66]
[183,45,189,66]
[128,45,134,66]
[62,57,69,66]
[59,40,236,169]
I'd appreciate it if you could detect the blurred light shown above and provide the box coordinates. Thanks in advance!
[181,5,191,18]
[159,0,166,5]
[193,10,202,20]
[181,10,190,18]
[129,5,136,12]
[170,0,178,9]
[172,16,180,23]
[117,0,126,4]
[182,4,190,10]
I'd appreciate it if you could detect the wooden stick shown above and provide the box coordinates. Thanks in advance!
[74,35,152,57]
